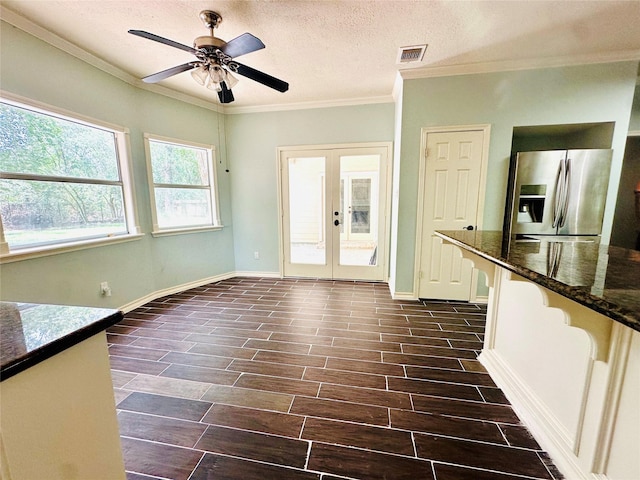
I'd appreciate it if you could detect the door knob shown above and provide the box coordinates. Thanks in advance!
[334,219,340,226]
[464,225,474,230]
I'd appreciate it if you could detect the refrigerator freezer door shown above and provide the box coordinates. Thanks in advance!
[557,149,612,235]
[511,151,565,235]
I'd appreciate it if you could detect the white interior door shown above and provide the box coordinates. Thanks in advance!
[280,145,389,281]
[417,128,487,300]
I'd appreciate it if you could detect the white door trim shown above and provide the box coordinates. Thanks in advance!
[276,142,393,281]
[412,124,491,299]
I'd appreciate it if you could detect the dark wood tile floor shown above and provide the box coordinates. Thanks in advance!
[108,277,563,480]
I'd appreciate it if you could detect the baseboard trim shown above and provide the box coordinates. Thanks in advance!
[118,271,282,313]
[233,271,282,279]
[391,291,417,301]
[479,349,591,480]
[471,294,489,304]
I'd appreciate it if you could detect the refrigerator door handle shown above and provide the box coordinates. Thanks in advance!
[559,158,571,228]
[552,159,565,228]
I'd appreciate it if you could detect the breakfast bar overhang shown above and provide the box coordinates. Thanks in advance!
[435,230,639,480]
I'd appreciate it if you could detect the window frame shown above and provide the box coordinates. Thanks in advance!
[0,92,142,263]
[143,133,222,236]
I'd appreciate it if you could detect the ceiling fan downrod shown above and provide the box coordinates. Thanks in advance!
[194,10,226,51]
[199,10,222,34]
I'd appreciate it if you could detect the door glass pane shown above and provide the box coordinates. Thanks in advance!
[339,155,379,266]
[350,179,371,233]
[288,157,326,264]
[339,179,344,234]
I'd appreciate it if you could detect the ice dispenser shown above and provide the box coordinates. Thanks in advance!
[516,184,546,224]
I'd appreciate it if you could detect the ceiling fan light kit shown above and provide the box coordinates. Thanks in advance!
[128,10,288,104]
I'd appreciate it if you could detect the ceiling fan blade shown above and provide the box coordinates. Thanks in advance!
[220,33,265,58]
[231,62,289,93]
[217,82,235,104]
[129,30,199,55]
[142,62,198,83]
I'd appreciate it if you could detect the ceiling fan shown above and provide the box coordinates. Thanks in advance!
[129,10,289,104]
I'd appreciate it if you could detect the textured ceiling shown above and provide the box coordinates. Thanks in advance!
[2,1,640,111]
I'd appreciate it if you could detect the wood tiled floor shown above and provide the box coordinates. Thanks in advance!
[108,277,563,480]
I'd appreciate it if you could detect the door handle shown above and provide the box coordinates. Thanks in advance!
[552,159,565,228]
[464,225,474,231]
[334,219,340,226]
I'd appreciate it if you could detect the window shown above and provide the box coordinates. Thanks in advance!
[144,134,221,234]
[0,95,139,258]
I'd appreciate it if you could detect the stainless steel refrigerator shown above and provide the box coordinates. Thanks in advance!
[506,149,612,237]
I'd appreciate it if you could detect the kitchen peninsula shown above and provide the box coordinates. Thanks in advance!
[436,230,639,480]
[0,302,126,480]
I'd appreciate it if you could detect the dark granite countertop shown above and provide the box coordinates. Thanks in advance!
[0,302,123,381]
[435,230,640,333]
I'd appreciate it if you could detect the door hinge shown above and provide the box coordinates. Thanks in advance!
[419,270,424,279]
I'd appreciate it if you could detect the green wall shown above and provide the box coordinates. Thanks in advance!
[0,21,394,308]
[0,21,235,308]
[392,62,639,295]
[226,104,395,273]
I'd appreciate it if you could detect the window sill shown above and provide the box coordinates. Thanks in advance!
[0,233,145,264]
[151,225,225,237]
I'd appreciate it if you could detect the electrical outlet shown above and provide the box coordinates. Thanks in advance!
[100,281,112,297]
[254,251,260,260]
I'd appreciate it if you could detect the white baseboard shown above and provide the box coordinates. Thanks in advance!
[233,271,282,279]
[118,272,235,313]
[391,291,418,301]
[118,270,281,313]
[471,294,489,304]
[479,349,593,480]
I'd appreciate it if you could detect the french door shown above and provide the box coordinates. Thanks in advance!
[279,144,390,281]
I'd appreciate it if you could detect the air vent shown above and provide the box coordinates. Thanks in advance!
[397,45,427,64]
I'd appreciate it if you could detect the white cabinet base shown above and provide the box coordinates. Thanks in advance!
[479,267,639,480]
[1,333,126,480]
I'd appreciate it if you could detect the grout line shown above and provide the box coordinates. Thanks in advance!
[497,423,511,446]
[476,386,487,402]
[299,415,308,440]
[185,452,207,480]
[430,460,437,479]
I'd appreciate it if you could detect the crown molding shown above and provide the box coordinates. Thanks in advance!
[135,81,223,113]
[222,94,394,114]
[1,5,222,113]
[0,6,133,85]
[399,50,640,80]
[1,6,392,115]
[3,5,636,116]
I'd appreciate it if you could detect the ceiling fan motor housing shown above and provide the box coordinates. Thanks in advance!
[194,35,227,50]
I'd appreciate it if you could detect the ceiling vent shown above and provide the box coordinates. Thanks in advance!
[397,45,427,64]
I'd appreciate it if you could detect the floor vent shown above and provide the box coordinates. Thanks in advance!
[397,44,427,64]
